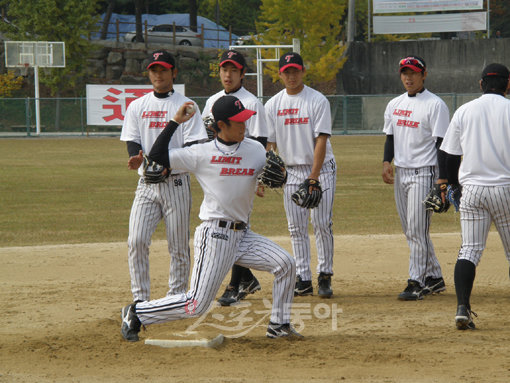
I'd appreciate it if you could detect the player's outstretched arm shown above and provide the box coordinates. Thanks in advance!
[148,102,196,167]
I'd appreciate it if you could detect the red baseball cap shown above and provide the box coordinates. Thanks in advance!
[219,50,246,70]
[399,56,426,73]
[279,52,304,72]
[212,95,256,123]
[147,50,175,70]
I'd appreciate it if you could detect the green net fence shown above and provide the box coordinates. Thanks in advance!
[0,93,480,137]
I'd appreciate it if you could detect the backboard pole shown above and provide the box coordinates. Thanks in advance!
[34,65,41,135]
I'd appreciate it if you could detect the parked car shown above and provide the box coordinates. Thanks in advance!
[124,24,202,46]
[234,33,262,46]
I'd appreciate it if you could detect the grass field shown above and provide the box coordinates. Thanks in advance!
[0,135,460,247]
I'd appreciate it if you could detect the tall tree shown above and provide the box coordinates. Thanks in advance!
[100,0,116,39]
[257,0,347,85]
[199,0,262,35]
[134,0,143,42]
[189,0,197,32]
[0,0,100,95]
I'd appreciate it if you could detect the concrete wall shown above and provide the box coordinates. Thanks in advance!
[338,38,510,95]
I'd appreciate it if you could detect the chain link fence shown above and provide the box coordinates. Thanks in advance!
[0,93,480,137]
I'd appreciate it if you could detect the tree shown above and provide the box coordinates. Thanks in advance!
[134,0,143,42]
[0,0,100,96]
[256,0,347,85]
[199,0,262,35]
[189,0,197,32]
[0,71,24,97]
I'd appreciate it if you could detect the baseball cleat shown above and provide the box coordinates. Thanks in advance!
[217,285,240,306]
[398,279,424,301]
[455,305,477,330]
[422,276,446,296]
[317,273,333,298]
[121,302,142,342]
[294,275,313,296]
[238,276,261,300]
[266,322,303,339]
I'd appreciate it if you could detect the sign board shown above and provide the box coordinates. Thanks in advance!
[86,84,185,125]
[373,0,483,14]
[373,12,486,34]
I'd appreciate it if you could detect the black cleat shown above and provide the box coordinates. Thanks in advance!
[317,273,333,298]
[398,279,423,301]
[121,303,141,342]
[266,322,303,339]
[455,305,477,330]
[422,276,446,296]
[238,276,261,300]
[294,275,313,296]
[217,285,240,306]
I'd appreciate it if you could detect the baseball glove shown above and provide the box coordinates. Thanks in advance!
[292,178,323,209]
[423,183,450,213]
[447,184,462,212]
[142,154,169,183]
[257,150,287,188]
[203,115,216,141]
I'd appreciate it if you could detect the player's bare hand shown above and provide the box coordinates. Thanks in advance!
[436,178,448,203]
[382,161,394,184]
[256,184,265,197]
[128,150,144,170]
[173,102,196,124]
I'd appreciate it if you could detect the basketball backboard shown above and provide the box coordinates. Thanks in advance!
[4,41,65,68]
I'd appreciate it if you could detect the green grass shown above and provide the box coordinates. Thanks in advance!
[0,136,460,247]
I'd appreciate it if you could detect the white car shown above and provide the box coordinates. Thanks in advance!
[125,24,202,46]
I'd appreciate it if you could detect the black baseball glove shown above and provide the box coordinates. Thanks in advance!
[142,154,169,183]
[292,178,323,209]
[257,150,287,188]
[447,184,462,212]
[423,183,450,213]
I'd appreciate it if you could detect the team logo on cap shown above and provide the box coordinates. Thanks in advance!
[228,51,236,59]
[235,100,242,109]
[285,55,293,62]
[153,52,163,60]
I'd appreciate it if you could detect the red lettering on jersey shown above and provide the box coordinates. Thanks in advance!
[142,111,168,118]
[393,109,412,117]
[284,117,309,125]
[211,156,242,164]
[149,121,168,128]
[396,119,420,128]
[220,167,255,176]
[277,108,299,116]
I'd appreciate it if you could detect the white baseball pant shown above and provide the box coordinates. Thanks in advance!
[128,174,191,301]
[136,220,296,325]
[457,184,510,266]
[394,166,443,285]
[283,159,336,281]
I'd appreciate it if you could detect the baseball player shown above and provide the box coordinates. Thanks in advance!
[121,96,300,341]
[202,49,268,306]
[265,52,337,298]
[440,63,510,330]
[382,56,449,301]
[120,50,207,303]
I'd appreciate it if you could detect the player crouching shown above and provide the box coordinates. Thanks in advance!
[121,96,302,340]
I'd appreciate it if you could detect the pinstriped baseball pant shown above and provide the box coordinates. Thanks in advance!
[394,166,443,285]
[283,159,336,281]
[136,221,296,326]
[128,174,191,302]
[457,184,510,266]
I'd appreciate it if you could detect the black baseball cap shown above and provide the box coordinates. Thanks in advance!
[219,49,246,70]
[279,52,304,72]
[399,56,426,73]
[212,95,256,123]
[147,50,175,70]
[482,63,510,79]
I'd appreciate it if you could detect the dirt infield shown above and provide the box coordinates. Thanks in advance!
[2,233,510,382]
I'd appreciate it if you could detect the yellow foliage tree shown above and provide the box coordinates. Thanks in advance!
[0,71,24,97]
[256,0,347,86]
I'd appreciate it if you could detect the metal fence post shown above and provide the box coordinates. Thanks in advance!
[80,96,85,136]
[25,97,31,137]
[342,95,348,135]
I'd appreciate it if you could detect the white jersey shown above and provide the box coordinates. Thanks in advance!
[120,91,207,175]
[383,89,449,168]
[203,86,268,139]
[441,93,510,186]
[169,138,266,223]
[265,85,335,166]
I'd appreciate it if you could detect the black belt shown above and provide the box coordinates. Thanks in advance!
[218,220,247,231]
